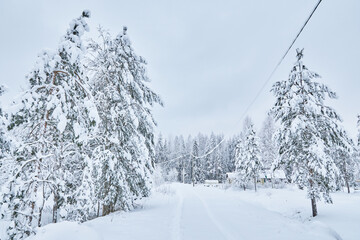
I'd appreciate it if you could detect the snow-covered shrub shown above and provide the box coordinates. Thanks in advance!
[165,168,178,183]
[153,167,165,187]
[154,184,176,196]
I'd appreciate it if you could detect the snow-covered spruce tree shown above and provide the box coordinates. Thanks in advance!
[184,135,193,184]
[216,134,226,181]
[155,134,166,164]
[173,135,187,183]
[204,133,223,181]
[354,115,360,180]
[235,117,252,190]
[155,135,174,182]
[271,49,351,217]
[204,133,216,180]
[179,136,188,183]
[86,27,162,215]
[155,134,168,164]
[191,140,201,186]
[166,138,182,181]
[235,120,262,191]
[53,10,99,223]
[331,132,357,194]
[225,135,239,174]
[0,85,13,185]
[259,113,277,170]
[0,86,8,159]
[195,134,207,182]
[2,11,98,238]
[215,134,226,182]
[332,146,356,193]
[0,86,9,157]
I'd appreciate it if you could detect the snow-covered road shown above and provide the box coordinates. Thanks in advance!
[162,184,339,240]
[29,183,357,240]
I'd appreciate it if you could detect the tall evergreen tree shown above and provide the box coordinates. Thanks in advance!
[259,114,277,170]
[86,27,162,215]
[174,135,187,183]
[1,11,98,239]
[271,49,351,217]
[332,146,356,193]
[0,86,10,160]
[235,119,262,191]
[191,140,201,186]
[155,134,168,164]
[355,115,360,180]
[184,135,193,184]
[0,85,12,185]
[205,133,218,180]
[155,134,172,181]
[225,135,239,174]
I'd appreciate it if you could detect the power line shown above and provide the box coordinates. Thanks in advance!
[231,0,323,132]
[156,153,190,165]
[278,0,322,73]
[157,0,323,164]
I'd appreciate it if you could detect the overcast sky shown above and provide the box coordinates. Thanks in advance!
[0,0,359,139]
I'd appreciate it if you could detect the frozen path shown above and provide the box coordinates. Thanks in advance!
[168,184,337,240]
[83,184,338,240]
[31,183,352,240]
[178,186,236,240]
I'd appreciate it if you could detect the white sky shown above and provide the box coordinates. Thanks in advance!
[0,0,359,139]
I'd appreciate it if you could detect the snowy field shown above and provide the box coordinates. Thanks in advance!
[7,183,359,240]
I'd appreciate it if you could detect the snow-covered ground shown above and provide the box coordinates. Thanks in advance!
[11,183,360,240]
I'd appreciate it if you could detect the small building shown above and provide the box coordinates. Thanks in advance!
[259,169,286,184]
[204,180,220,187]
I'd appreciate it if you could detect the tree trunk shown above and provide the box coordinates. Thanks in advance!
[311,197,317,217]
[102,205,107,216]
[29,200,35,226]
[110,203,114,213]
[38,183,46,227]
[103,204,111,216]
[29,165,40,226]
[309,170,317,217]
[97,202,100,217]
[52,193,58,223]
[342,157,350,194]
[346,180,350,194]
[38,208,42,227]
[254,177,257,192]
[182,167,185,184]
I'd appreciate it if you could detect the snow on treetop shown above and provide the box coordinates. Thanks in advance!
[0,84,7,95]
[82,10,91,18]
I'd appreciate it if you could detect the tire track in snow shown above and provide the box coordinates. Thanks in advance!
[193,189,238,240]
[171,189,184,240]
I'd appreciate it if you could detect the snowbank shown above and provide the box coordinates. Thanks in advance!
[28,221,101,240]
